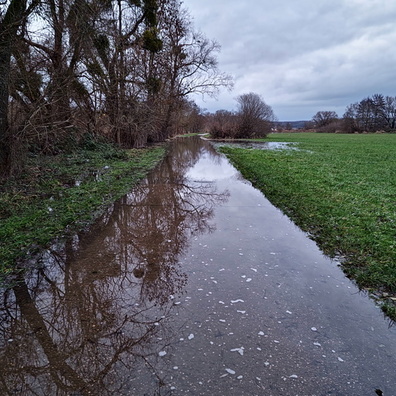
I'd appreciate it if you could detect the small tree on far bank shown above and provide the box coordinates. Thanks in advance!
[235,93,276,138]
[206,93,276,139]
[312,111,340,132]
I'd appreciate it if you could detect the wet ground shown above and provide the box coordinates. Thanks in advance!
[210,140,298,151]
[1,137,396,396]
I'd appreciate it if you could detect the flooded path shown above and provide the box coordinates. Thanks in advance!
[1,137,396,395]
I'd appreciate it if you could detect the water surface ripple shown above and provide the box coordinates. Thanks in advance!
[1,137,395,395]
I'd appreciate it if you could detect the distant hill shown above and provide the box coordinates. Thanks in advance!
[277,121,309,129]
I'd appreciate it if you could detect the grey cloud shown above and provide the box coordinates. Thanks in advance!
[185,0,396,120]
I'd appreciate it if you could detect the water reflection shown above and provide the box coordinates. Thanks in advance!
[0,137,229,395]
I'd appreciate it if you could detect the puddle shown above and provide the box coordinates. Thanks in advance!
[210,140,298,151]
[0,137,395,395]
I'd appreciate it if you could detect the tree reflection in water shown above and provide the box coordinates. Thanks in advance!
[0,137,229,395]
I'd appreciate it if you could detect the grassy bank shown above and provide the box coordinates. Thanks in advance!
[0,142,166,275]
[220,133,396,318]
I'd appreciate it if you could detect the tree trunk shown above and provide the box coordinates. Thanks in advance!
[0,0,27,177]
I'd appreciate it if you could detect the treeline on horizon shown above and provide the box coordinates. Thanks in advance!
[0,0,232,177]
[278,93,396,133]
[200,92,396,138]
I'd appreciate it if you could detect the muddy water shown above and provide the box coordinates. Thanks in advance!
[1,137,396,396]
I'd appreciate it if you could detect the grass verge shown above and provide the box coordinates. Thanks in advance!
[0,142,166,275]
[220,133,396,319]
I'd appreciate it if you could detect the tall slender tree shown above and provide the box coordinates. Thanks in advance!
[147,0,232,141]
[0,0,28,175]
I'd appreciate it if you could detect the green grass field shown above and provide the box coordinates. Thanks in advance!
[220,133,396,318]
[0,144,165,275]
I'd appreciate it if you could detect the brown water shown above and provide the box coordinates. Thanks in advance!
[1,137,395,396]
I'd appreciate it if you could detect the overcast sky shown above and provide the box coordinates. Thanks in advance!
[184,0,396,121]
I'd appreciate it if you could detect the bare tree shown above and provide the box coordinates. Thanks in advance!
[151,0,233,140]
[206,109,238,139]
[383,95,396,130]
[11,0,102,152]
[0,0,35,175]
[235,92,276,138]
[342,102,359,133]
[312,111,338,128]
[341,94,396,133]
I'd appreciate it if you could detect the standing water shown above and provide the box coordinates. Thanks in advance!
[0,137,395,395]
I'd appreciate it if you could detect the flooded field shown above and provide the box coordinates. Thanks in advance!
[210,140,298,151]
[0,137,395,395]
